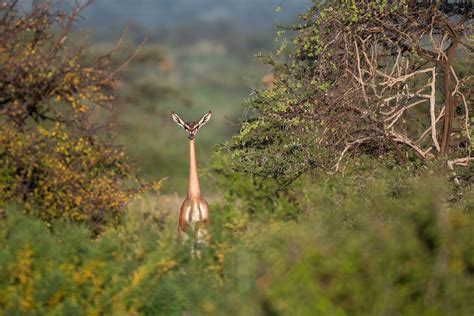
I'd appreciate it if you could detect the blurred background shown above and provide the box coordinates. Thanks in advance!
[62,0,311,196]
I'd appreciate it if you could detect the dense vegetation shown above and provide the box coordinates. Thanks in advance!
[226,0,473,186]
[0,1,161,233]
[0,1,472,315]
[1,171,473,315]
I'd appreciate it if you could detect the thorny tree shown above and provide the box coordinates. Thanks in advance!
[0,0,114,126]
[0,1,154,234]
[227,0,473,186]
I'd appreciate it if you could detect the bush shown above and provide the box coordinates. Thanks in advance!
[0,173,472,315]
[0,123,135,232]
[225,1,473,186]
[0,2,153,233]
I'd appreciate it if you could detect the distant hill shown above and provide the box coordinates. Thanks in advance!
[18,0,312,50]
[80,0,311,33]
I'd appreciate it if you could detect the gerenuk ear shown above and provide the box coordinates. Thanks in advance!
[171,111,186,129]
[196,111,212,129]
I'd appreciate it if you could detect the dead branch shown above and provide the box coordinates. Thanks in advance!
[111,36,148,76]
[447,157,473,170]
[334,137,370,172]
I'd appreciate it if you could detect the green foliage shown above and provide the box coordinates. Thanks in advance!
[0,3,115,126]
[226,0,473,186]
[0,2,156,233]
[212,147,301,220]
[0,123,136,233]
[1,172,473,315]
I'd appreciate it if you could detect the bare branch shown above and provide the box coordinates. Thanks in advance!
[428,68,440,152]
[391,131,429,159]
[447,157,473,170]
[450,66,471,145]
[334,137,370,172]
[111,36,148,76]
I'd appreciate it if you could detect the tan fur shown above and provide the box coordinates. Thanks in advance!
[171,112,212,245]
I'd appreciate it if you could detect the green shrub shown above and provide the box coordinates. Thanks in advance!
[0,123,136,233]
[0,2,156,233]
[1,173,472,315]
[225,1,473,186]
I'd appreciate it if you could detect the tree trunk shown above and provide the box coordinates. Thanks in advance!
[439,42,457,157]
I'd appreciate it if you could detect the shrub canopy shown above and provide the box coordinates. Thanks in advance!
[0,1,153,233]
[225,0,473,187]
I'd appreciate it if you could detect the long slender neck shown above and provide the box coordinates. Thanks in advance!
[187,139,201,198]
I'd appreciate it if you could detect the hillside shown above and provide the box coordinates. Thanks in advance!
[80,0,311,33]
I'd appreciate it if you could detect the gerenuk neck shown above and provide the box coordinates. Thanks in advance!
[187,139,201,198]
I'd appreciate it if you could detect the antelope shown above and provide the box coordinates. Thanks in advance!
[171,111,212,248]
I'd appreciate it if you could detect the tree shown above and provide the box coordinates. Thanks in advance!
[0,1,155,233]
[226,0,473,186]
